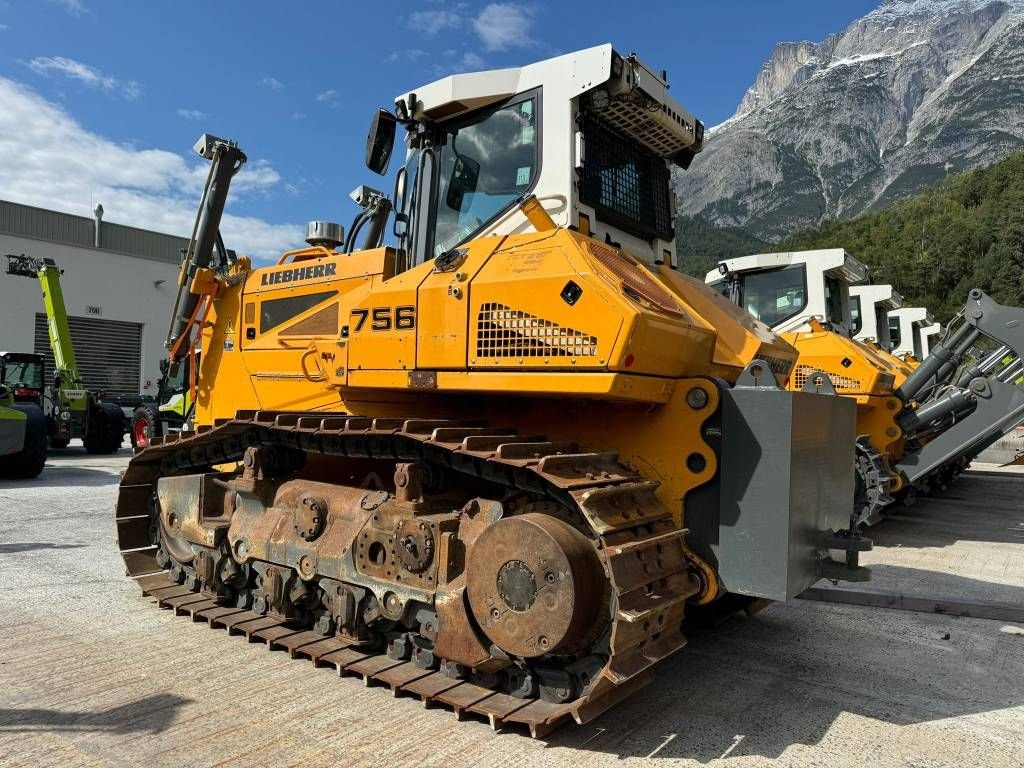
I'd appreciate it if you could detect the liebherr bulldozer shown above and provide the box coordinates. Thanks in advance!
[849,284,915,378]
[889,306,938,362]
[115,45,869,736]
[708,249,1024,526]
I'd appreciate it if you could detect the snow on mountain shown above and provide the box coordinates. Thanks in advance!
[676,0,1024,241]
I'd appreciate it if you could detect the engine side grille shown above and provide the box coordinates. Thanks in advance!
[476,303,598,359]
[793,364,862,392]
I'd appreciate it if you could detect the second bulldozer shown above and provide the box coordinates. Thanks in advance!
[709,249,1024,525]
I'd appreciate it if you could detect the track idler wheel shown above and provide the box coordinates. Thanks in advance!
[466,513,604,659]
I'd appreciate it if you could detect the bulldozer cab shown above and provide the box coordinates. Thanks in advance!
[382,44,703,271]
[889,307,935,359]
[850,285,904,352]
[706,249,868,336]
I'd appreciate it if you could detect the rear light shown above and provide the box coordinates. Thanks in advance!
[14,388,39,398]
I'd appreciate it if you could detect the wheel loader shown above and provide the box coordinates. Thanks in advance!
[115,45,870,736]
[707,249,1024,525]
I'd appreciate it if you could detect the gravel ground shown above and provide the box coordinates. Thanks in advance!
[1,446,1023,768]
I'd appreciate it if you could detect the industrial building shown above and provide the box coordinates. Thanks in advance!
[0,199,186,397]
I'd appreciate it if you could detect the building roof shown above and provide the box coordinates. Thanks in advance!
[0,199,188,264]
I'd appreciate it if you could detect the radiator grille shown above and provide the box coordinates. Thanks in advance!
[793,364,862,392]
[761,354,794,377]
[476,303,598,359]
[280,303,338,336]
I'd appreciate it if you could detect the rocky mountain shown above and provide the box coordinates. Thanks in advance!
[675,0,1024,242]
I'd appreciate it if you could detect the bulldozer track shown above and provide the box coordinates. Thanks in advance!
[115,410,707,738]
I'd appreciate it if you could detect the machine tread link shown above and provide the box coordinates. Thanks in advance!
[116,410,713,738]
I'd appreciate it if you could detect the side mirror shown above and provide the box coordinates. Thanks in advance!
[365,109,397,175]
[445,155,480,211]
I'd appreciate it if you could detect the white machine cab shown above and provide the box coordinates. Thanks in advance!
[889,307,935,359]
[850,284,904,351]
[384,44,703,269]
[704,249,869,335]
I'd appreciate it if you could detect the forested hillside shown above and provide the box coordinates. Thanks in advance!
[775,152,1024,320]
[674,216,766,278]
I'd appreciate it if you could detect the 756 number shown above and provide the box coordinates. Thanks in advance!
[351,305,416,332]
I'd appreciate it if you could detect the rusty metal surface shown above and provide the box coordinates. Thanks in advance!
[114,411,708,737]
[465,513,604,658]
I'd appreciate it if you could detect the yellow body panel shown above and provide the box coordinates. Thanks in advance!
[779,326,908,481]
[194,228,805,557]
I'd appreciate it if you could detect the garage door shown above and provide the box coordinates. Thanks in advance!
[34,313,143,396]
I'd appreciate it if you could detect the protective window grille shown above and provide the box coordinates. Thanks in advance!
[792,365,862,392]
[476,303,598,358]
[579,113,673,241]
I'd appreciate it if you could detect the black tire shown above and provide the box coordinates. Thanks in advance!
[131,403,162,449]
[84,402,125,454]
[0,404,47,479]
[47,416,70,450]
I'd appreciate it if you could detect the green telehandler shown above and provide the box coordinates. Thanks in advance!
[5,254,125,453]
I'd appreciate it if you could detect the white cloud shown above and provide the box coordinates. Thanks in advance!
[176,108,207,121]
[0,24,8,31]
[473,3,534,52]
[49,0,89,15]
[0,77,300,262]
[385,49,429,63]
[459,51,487,71]
[408,9,463,35]
[27,56,140,99]
[316,88,338,105]
[291,112,307,120]
[261,76,284,91]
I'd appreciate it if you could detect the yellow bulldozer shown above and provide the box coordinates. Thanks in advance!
[115,45,869,736]
[708,249,1024,525]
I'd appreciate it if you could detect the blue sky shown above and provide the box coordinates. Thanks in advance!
[0,0,878,260]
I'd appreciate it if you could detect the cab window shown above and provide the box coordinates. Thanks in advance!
[850,296,863,335]
[889,317,902,349]
[739,265,807,326]
[823,276,845,326]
